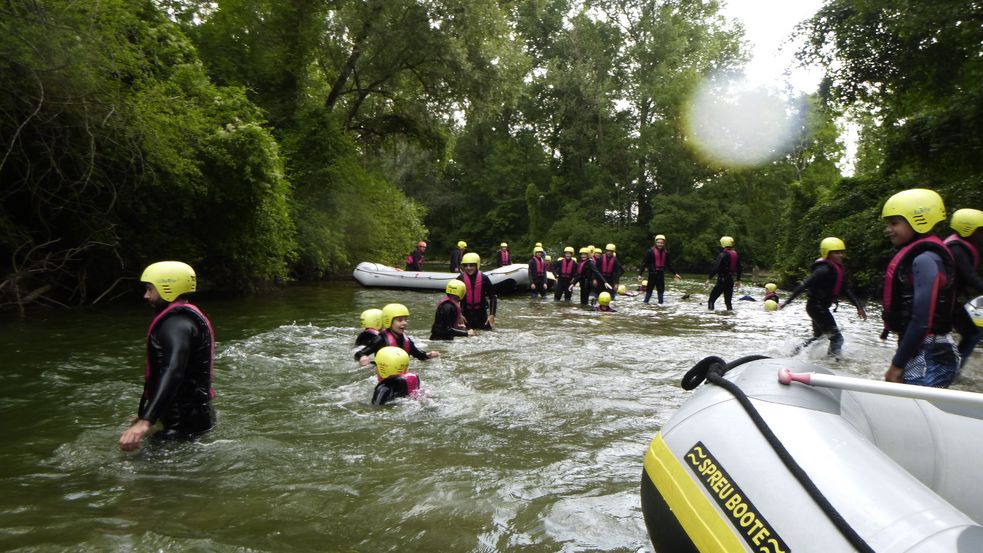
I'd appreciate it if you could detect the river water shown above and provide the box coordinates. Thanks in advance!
[1,279,981,552]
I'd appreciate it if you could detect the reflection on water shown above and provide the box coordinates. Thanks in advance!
[0,280,980,551]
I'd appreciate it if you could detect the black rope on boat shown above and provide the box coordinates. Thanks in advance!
[685,355,876,553]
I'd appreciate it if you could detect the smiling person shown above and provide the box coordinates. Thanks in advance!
[355,303,439,366]
[881,189,959,387]
[119,261,215,451]
[458,253,497,330]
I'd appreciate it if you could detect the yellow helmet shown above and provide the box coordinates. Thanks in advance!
[588,245,597,254]
[563,246,575,254]
[141,261,196,302]
[360,308,383,330]
[533,246,545,254]
[820,237,846,258]
[381,303,410,328]
[461,252,481,267]
[617,284,627,295]
[654,234,666,242]
[720,236,735,248]
[375,346,409,380]
[445,279,466,299]
[545,255,552,262]
[598,292,612,306]
[881,188,946,234]
[579,247,590,254]
[605,243,616,252]
[764,299,778,312]
[951,208,983,238]
[765,283,777,293]
[642,279,648,287]
[500,242,508,248]
[535,242,543,248]
[457,240,467,249]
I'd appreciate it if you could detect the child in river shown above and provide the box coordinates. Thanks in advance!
[371,347,420,405]
[355,308,383,348]
[355,303,439,366]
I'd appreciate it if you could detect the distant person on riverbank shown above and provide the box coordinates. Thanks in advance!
[406,241,426,271]
[356,308,384,348]
[459,253,497,329]
[945,208,983,367]
[356,303,439,366]
[430,280,475,340]
[554,247,577,301]
[881,189,959,388]
[497,242,511,267]
[529,246,549,298]
[706,236,741,311]
[119,261,215,452]
[370,347,420,406]
[780,237,867,357]
[598,244,623,299]
[449,241,467,273]
[594,292,616,312]
[640,234,681,304]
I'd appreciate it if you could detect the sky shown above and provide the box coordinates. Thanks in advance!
[719,0,826,93]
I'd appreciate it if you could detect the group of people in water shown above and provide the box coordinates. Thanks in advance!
[117,188,981,448]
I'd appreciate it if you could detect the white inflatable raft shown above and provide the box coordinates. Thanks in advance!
[352,262,535,293]
[641,356,983,552]
[968,295,983,327]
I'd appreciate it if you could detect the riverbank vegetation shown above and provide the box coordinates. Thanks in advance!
[2,0,980,314]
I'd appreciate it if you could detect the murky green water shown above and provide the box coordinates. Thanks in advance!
[1,279,981,552]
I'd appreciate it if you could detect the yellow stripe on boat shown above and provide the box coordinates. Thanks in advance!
[644,432,745,552]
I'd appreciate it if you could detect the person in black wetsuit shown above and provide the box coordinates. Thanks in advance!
[496,242,511,267]
[119,261,215,451]
[406,241,427,271]
[355,308,383,348]
[705,236,742,311]
[449,241,467,273]
[370,347,421,406]
[640,234,681,304]
[597,244,623,299]
[553,247,577,301]
[944,208,983,366]
[780,237,867,356]
[595,291,615,312]
[458,252,497,330]
[430,279,475,340]
[529,246,549,298]
[355,303,439,366]
[881,189,959,387]
[573,247,610,305]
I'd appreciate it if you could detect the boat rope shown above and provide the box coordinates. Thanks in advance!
[681,356,876,553]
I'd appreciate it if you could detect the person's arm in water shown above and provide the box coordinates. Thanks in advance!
[886,251,943,382]
[119,315,194,451]
[843,286,867,320]
[355,333,386,364]
[406,336,439,361]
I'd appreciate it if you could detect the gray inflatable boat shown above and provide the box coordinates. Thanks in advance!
[641,356,983,552]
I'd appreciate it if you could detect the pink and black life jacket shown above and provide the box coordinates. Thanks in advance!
[557,258,576,278]
[436,296,463,328]
[725,249,738,275]
[945,233,980,269]
[383,329,412,352]
[812,258,844,299]
[531,256,546,277]
[651,247,667,271]
[498,250,511,265]
[882,235,955,334]
[461,271,485,310]
[600,254,616,277]
[145,300,215,401]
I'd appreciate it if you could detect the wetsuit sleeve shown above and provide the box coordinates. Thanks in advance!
[141,315,195,423]
[952,244,983,294]
[708,252,726,280]
[354,333,386,360]
[892,251,942,367]
[843,286,864,311]
[483,274,498,315]
[407,337,429,361]
[784,266,828,305]
[639,249,652,275]
[589,261,608,286]
[613,258,623,280]
[665,252,676,275]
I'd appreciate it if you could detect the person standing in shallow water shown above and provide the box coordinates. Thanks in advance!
[705,236,741,311]
[458,253,497,329]
[881,188,959,388]
[119,261,215,451]
[780,237,867,357]
[496,242,511,267]
[640,234,681,304]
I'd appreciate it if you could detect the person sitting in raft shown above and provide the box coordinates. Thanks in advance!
[449,240,467,273]
[405,241,427,271]
[945,208,983,368]
[355,303,439,366]
[356,308,384,348]
[595,291,616,312]
[371,347,420,406]
[496,242,511,267]
[881,189,959,388]
[780,237,867,357]
[529,246,549,298]
[458,253,497,330]
[430,280,475,340]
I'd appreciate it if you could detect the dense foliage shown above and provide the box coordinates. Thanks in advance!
[2,0,980,314]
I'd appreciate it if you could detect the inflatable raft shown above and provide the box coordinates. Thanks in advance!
[352,262,537,294]
[968,295,983,327]
[641,356,983,552]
